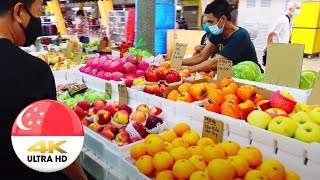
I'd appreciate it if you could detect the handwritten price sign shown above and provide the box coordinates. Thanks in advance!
[217,59,233,82]
[170,43,188,71]
[202,116,224,143]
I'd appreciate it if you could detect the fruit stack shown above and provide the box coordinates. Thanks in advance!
[38,52,78,71]
[79,53,149,81]
[247,91,320,143]
[78,101,166,147]
[129,123,300,180]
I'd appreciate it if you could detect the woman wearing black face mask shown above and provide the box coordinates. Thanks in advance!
[0,1,88,180]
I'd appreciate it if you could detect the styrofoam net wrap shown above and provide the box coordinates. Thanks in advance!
[86,115,96,123]
[129,113,147,126]
[182,76,194,82]
[131,85,145,91]
[165,79,183,87]
[111,119,128,129]
[125,122,142,140]
[146,120,167,134]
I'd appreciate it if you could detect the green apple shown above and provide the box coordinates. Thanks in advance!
[268,116,297,137]
[113,110,129,125]
[238,61,262,78]
[247,110,272,129]
[74,94,84,101]
[299,70,318,90]
[308,107,320,125]
[57,91,71,102]
[65,98,78,108]
[289,111,314,126]
[97,92,111,100]
[232,64,256,81]
[295,123,320,143]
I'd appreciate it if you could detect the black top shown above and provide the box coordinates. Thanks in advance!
[0,38,69,179]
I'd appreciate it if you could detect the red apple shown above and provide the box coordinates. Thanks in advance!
[118,104,133,115]
[88,123,102,132]
[135,70,146,78]
[131,122,148,138]
[123,62,137,74]
[148,106,163,117]
[110,72,124,81]
[94,109,112,125]
[91,99,106,110]
[100,129,115,140]
[166,70,181,84]
[103,60,113,71]
[81,118,91,126]
[145,68,159,83]
[156,67,168,81]
[144,84,159,94]
[103,124,119,136]
[87,107,100,117]
[146,116,163,130]
[109,61,124,73]
[115,131,131,145]
[125,77,134,88]
[72,106,86,120]
[103,104,117,117]
[179,69,191,78]
[159,83,167,88]
[126,54,139,65]
[119,126,127,133]
[110,101,120,109]
[265,108,288,119]
[103,72,111,80]
[136,104,149,114]
[76,100,91,111]
[113,110,129,125]
[131,111,147,123]
[137,61,150,71]
[155,87,166,97]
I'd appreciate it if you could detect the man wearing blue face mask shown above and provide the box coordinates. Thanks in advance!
[182,0,263,73]
[193,14,211,55]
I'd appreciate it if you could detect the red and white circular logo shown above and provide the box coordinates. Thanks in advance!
[11,100,84,173]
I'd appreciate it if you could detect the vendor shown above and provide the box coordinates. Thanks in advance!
[182,0,263,73]
[0,0,87,179]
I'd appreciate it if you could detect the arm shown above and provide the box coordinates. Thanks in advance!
[182,41,214,66]
[186,54,227,72]
[61,158,88,180]
[267,32,276,44]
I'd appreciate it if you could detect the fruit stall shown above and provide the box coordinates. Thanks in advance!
[46,43,320,180]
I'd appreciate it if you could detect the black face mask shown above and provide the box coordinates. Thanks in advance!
[19,8,42,47]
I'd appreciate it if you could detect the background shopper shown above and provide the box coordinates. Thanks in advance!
[74,10,90,44]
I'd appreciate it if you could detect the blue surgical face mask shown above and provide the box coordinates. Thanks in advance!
[293,9,301,16]
[208,19,225,35]
[202,23,211,33]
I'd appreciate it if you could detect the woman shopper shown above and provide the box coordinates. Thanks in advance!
[74,10,90,44]
[0,0,87,179]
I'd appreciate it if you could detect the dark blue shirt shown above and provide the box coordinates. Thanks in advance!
[208,27,263,72]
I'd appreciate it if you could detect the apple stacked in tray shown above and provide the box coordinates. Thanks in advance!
[79,53,150,81]
[38,52,78,71]
[74,100,166,147]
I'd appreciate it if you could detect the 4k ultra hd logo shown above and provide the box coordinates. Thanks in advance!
[11,100,84,172]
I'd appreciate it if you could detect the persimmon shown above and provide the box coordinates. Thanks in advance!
[221,101,241,119]
[189,83,208,101]
[237,85,257,101]
[219,78,235,89]
[238,100,255,110]
[253,94,265,104]
[222,83,238,95]
[207,89,225,105]
[224,94,240,104]
[167,90,179,101]
[204,99,221,113]
[177,92,193,103]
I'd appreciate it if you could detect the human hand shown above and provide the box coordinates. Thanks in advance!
[194,45,204,52]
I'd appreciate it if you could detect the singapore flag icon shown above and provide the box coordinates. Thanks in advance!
[11,100,84,173]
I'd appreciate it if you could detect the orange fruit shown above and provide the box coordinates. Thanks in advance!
[259,159,286,180]
[135,155,154,176]
[244,170,269,180]
[164,142,173,152]
[172,137,189,148]
[238,146,262,168]
[207,159,236,180]
[207,89,225,105]
[170,147,191,161]
[182,130,200,146]
[218,140,241,156]
[144,134,161,144]
[201,145,226,163]
[167,90,179,101]
[197,137,215,147]
[189,155,206,171]
[146,137,165,156]
[286,170,301,180]
[172,159,196,179]
[173,123,191,137]
[130,143,147,160]
[187,146,203,156]
[162,131,177,143]
[152,151,174,171]
[253,94,265,105]
[178,82,193,93]
[156,170,175,180]
[208,71,215,79]
[227,155,250,178]
[190,171,211,180]
[206,82,218,90]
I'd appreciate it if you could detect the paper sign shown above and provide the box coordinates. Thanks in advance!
[105,83,112,98]
[118,84,128,105]
[98,40,107,51]
[170,43,188,71]
[264,44,304,88]
[66,42,73,59]
[73,47,83,63]
[217,59,233,82]
[308,71,320,105]
[202,116,224,143]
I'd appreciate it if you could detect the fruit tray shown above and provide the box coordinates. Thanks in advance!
[233,78,312,104]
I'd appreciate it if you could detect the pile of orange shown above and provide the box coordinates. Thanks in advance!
[167,78,269,119]
[130,123,300,180]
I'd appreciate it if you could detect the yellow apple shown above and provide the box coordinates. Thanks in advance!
[280,91,295,100]
[289,111,314,126]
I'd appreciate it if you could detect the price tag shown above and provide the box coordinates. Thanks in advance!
[98,40,107,51]
[65,42,73,58]
[118,84,128,105]
[170,43,188,71]
[308,71,320,105]
[217,59,233,82]
[202,116,224,143]
[105,82,112,98]
[73,47,83,63]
